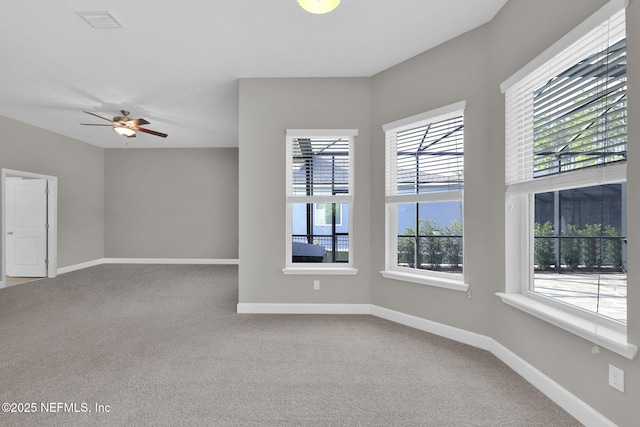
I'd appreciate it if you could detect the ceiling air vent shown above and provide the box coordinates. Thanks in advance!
[76,11,125,29]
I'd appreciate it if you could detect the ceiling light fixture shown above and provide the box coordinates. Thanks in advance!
[113,126,136,137]
[297,0,341,14]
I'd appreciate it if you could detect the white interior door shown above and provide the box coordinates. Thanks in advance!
[6,178,47,277]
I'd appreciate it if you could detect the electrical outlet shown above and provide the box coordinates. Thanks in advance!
[609,364,624,393]
[313,280,320,290]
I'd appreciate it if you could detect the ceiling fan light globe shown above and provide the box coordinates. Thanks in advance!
[113,126,136,137]
[297,0,341,14]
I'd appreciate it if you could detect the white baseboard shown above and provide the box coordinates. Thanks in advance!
[57,259,104,274]
[0,279,5,289]
[490,341,615,427]
[101,258,239,265]
[371,305,615,427]
[237,303,370,314]
[57,258,239,275]
[370,305,494,350]
[236,302,613,427]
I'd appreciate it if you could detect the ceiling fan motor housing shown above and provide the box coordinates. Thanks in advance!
[114,110,131,124]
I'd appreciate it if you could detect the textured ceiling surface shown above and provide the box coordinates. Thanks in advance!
[0,0,507,148]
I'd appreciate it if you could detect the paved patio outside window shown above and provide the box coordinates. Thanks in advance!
[534,272,626,323]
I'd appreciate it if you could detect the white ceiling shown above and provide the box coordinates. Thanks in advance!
[0,0,507,148]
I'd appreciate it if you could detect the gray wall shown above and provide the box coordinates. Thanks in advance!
[0,115,105,271]
[370,16,494,335]
[239,1,639,424]
[0,116,239,274]
[371,0,638,424]
[104,148,238,259]
[487,1,639,424]
[238,78,371,304]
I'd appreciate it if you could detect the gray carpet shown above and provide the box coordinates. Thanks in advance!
[0,264,580,426]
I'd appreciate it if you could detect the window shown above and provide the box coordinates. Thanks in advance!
[381,102,467,291]
[284,129,358,275]
[314,203,342,227]
[501,2,636,359]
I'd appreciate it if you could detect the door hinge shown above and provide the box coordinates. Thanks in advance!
[45,259,49,266]
[45,223,50,229]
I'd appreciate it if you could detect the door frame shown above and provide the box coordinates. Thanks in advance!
[1,169,57,288]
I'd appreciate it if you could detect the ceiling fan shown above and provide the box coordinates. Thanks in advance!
[81,110,168,139]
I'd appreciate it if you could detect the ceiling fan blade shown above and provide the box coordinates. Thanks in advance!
[129,118,150,126]
[133,127,168,138]
[81,123,114,126]
[83,111,115,123]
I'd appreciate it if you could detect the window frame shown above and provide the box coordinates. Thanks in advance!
[499,0,637,359]
[381,101,468,292]
[283,129,358,276]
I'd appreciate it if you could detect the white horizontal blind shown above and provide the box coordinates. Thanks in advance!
[286,132,354,203]
[385,110,464,200]
[505,9,626,187]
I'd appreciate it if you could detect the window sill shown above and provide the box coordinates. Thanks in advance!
[282,267,358,275]
[380,270,469,292]
[496,292,637,360]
